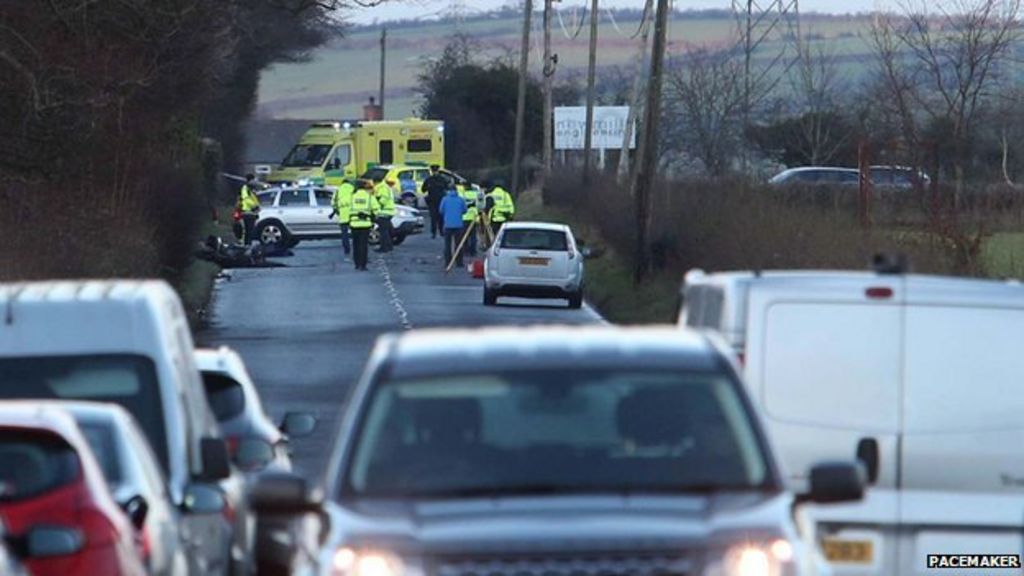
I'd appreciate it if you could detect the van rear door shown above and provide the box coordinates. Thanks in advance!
[899,282,1024,574]
[745,276,904,573]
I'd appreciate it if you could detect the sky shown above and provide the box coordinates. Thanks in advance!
[345,0,892,24]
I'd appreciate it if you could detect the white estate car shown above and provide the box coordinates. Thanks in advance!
[253,186,424,248]
[483,222,585,308]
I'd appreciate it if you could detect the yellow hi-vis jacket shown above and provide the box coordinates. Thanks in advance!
[461,187,480,223]
[332,181,355,223]
[374,182,397,217]
[239,184,260,212]
[349,188,380,229]
[488,187,515,223]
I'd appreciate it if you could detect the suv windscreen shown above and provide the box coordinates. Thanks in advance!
[0,356,169,474]
[0,430,80,502]
[500,229,569,251]
[345,369,769,498]
[282,144,332,168]
[360,168,389,183]
[202,373,246,422]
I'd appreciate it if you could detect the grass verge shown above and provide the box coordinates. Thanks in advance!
[517,188,678,324]
[174,208,234,328]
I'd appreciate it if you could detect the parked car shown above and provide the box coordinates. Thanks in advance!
[59,401,189,576]
[0,280,249,576]
[251,326,864,576]
[483,222,586,308]
[253,185,423,249]
[769,166,860,186]
[869,165,931,189]
[0,403,146,576]
[679,266,1024,575]
[360,164,471,208]
[195,346,317,473]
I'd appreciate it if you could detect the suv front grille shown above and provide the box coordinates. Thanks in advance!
[432,553,692,576]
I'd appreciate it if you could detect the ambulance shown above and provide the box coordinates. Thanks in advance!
[265,118,445,187]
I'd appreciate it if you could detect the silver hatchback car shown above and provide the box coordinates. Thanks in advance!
[252,326,865,576]
[483,222,585,308]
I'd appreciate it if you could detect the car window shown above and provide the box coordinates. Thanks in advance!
[257,191,276,207]
[360,168,389,182]
[0,355,169,474]
[0,430,80,502]
[398,170,414,181]
[278,189,310,207]
[327,145,351,170]
[314,189,334,207]
[77,421,122,485]
[414,169,431,181]
[202,373,246,422]
[346,369,768,497]
[500,229,569,251]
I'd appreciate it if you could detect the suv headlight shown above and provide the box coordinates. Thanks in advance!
[332,548,423,576]
[703,540,795,576]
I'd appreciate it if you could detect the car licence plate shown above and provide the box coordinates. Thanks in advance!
[822,538,874,563]
[519,257,550,266]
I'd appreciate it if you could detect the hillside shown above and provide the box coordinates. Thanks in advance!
[255,9,876,122]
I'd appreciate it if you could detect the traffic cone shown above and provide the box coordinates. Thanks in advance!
[470,259,485,279]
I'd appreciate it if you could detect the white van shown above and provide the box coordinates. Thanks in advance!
[679,269,1024,576]
[0,281,244,575]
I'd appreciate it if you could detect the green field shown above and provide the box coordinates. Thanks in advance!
[256,11,877,120]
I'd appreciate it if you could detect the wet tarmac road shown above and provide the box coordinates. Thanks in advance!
[199,232,602,477]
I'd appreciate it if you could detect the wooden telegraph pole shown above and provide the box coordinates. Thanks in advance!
[630,0,669,282]
[542,0,556,178]
[511,0,533,195]
[379,27,387,117]
[582,0,599,185]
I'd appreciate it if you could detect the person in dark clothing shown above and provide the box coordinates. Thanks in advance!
[421,164,451,239]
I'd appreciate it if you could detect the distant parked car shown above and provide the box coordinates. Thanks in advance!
[0,403,146,576]
[869,165,931,189]
[253,185,423,249]
[483,222,587,308]
[769,166,860,186]
[61,401,189,576]
[360,164,472,208]
[195,347,317,473]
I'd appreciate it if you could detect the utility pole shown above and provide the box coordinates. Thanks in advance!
[511,0,533,195]
[379,27,387,117]
[630,0,669,282]
[617,0,654,182]
[542,0,556,178]
[582,0,599,184]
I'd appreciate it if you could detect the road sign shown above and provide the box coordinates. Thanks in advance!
[554,106,635,150]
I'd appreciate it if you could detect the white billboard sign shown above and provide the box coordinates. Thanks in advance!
[554,106,635,151]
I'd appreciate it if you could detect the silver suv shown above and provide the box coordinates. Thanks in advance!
[253,326,864,576]
[254,186,424,248]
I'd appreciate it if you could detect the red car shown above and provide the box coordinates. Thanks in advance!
[0,403,144,576]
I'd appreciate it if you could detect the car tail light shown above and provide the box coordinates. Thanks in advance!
[866,286,893,299]
[139,524,152,564]
[232,209,242,221]
[79,507,119,547]
[224,436,241,458]
[221,496,236,526]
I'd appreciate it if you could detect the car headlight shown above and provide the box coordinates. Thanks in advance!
[331,548,422,576]
[703,539,795,576]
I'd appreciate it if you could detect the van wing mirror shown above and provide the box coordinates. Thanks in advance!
[182,483,226,515]
[798,461,866,505]
[280,412,317,438]
[120,495,149,530]
[199,437,231,481]
[250,471,322,516]
[856,437,880,484]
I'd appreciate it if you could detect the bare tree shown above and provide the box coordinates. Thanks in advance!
[665,50,747,177]
[790,37,851,165]
[868,0,1021,192]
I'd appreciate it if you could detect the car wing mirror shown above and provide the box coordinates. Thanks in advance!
[797,461,866,505]
[120,495,149,530]
[856,437,880,484]
[234,438,274,472]
[199,437,231,481]
[182,483,226,515]
[280,412,317,438]
[250,471,323,517]
[24,526,85,558]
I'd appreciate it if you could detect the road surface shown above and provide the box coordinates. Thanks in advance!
[199,233,602,476]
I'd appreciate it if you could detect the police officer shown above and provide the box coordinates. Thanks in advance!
[421,164,450,239]
[460,183,482,257]
[349,179,379,271]
[330,178,355,256]
[237,174,261,245]
[373,176,397,253]
[486,180,516,239]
